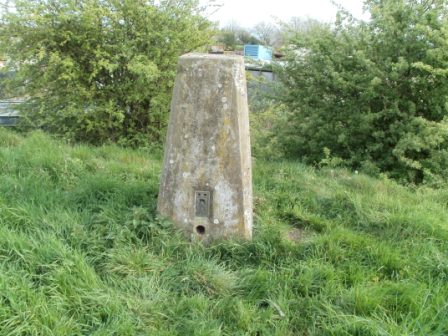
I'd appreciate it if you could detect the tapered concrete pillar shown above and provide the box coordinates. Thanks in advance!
[157,53,253,242]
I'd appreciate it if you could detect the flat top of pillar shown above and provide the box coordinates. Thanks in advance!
[180,53,243,61]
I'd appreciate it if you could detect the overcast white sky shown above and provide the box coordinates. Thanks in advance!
[203,0,368,28]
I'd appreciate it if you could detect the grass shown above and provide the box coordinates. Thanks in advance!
[0,128,447,335]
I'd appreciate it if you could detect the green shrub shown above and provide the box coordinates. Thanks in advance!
[0,0,212,146]
[276,0,448,184]
[247,72,285,160]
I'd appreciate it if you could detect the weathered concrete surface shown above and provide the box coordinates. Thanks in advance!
[157,53,253,242]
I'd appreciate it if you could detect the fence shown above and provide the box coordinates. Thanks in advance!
[0,100,20,126]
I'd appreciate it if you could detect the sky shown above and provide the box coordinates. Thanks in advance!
[203,0,369,28]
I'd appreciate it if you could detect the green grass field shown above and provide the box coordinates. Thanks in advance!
[0,129,447,335]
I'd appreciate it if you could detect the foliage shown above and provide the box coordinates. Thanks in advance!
[217,19,318,51]
[247,72,283,159]
[278,17,324,46]
[0,71,7,99]
[249,103,284,160]
[0,0,212,145]
[252,22,278,46]
[0,128,448,334]
[276,0,448,184]
[216,23,260,50]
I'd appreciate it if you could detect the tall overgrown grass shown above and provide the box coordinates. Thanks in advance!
[0,129,447,335]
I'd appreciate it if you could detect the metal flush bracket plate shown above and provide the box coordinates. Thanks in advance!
[195,190,211,217]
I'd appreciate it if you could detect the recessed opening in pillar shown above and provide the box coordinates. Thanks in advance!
[196,225,206,235]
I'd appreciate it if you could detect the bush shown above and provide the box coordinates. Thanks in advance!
[246,71,284,160]
[276,0,448,184]
[0,0,212,145]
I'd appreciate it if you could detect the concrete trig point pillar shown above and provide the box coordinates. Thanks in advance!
[157,53,253,242]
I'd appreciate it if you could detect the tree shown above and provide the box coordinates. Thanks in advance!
[279,17,323,42]
[217,23,259,50]
[0,0,12,13]
[218,30,238,50]
[276,0,448,184]
[0,0,212,145]
[236,29,260,45]
[252,21,277,46]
